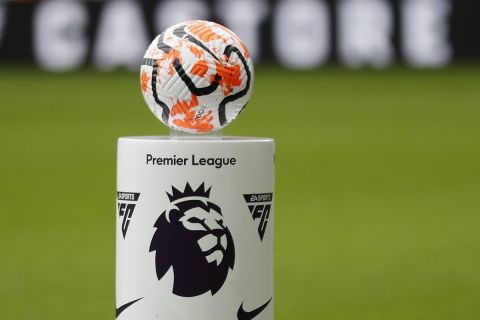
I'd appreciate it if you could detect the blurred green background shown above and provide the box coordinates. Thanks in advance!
[0,66,480,319]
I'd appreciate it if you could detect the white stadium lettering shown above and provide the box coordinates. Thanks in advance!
[3,0,457,70]
[273,0,331,69]
[338,0,394,68]
[93,0,148,71]
[216,0,269,62]
[401,0,452,67]
[33,0,88,71]
[155,0,209,33]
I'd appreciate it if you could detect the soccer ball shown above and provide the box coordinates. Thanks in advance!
[140,20,254,134]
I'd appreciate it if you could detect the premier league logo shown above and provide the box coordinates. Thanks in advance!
[150,183,235,297]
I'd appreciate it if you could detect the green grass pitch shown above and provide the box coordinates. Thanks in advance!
[0,66,479,319]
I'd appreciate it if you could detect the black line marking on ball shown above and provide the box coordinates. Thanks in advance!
[142,58,156,66]
[173,59,222,96]
[218,45,252,126]
[141,31,173,121]
[150,61,170,123]
[156,32,173,53]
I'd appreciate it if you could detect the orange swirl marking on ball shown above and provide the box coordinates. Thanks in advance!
[240,42,251,59]
[187,22,227,44]
[140,70,149,93]
[171,95,214,133]
[212,61,242,95]
[191,60,209,78]
[189,45,205,58]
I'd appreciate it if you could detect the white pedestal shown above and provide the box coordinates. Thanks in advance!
[116,136,275,319]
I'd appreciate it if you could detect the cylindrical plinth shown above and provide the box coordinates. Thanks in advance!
[116,137,275,319]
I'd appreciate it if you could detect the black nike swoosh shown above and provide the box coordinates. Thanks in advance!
[237,298,272,320]
[116,297,143,318]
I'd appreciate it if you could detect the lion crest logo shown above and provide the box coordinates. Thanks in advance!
[149,183,235,297]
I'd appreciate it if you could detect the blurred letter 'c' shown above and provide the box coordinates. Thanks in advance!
[33,1,88,71]
[338,0,394,68]
[216,0,269,62]
[274,0,330,69]
[93,0,148,71]
[402,0,452,68]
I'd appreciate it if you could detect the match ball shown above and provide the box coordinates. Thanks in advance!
[140,20,254,134]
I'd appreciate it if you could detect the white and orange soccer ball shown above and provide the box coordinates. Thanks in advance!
[140,20,254,134]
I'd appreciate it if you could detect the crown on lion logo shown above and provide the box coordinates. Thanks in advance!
[166,183,212,203]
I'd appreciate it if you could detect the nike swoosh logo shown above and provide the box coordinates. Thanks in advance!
[237,298,272,320]
[116,297,143,318]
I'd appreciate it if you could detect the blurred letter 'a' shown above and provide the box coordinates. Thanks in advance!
[402,0,452,67]
[93,0,148,71]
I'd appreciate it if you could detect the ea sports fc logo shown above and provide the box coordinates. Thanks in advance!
[149,183,235,297]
